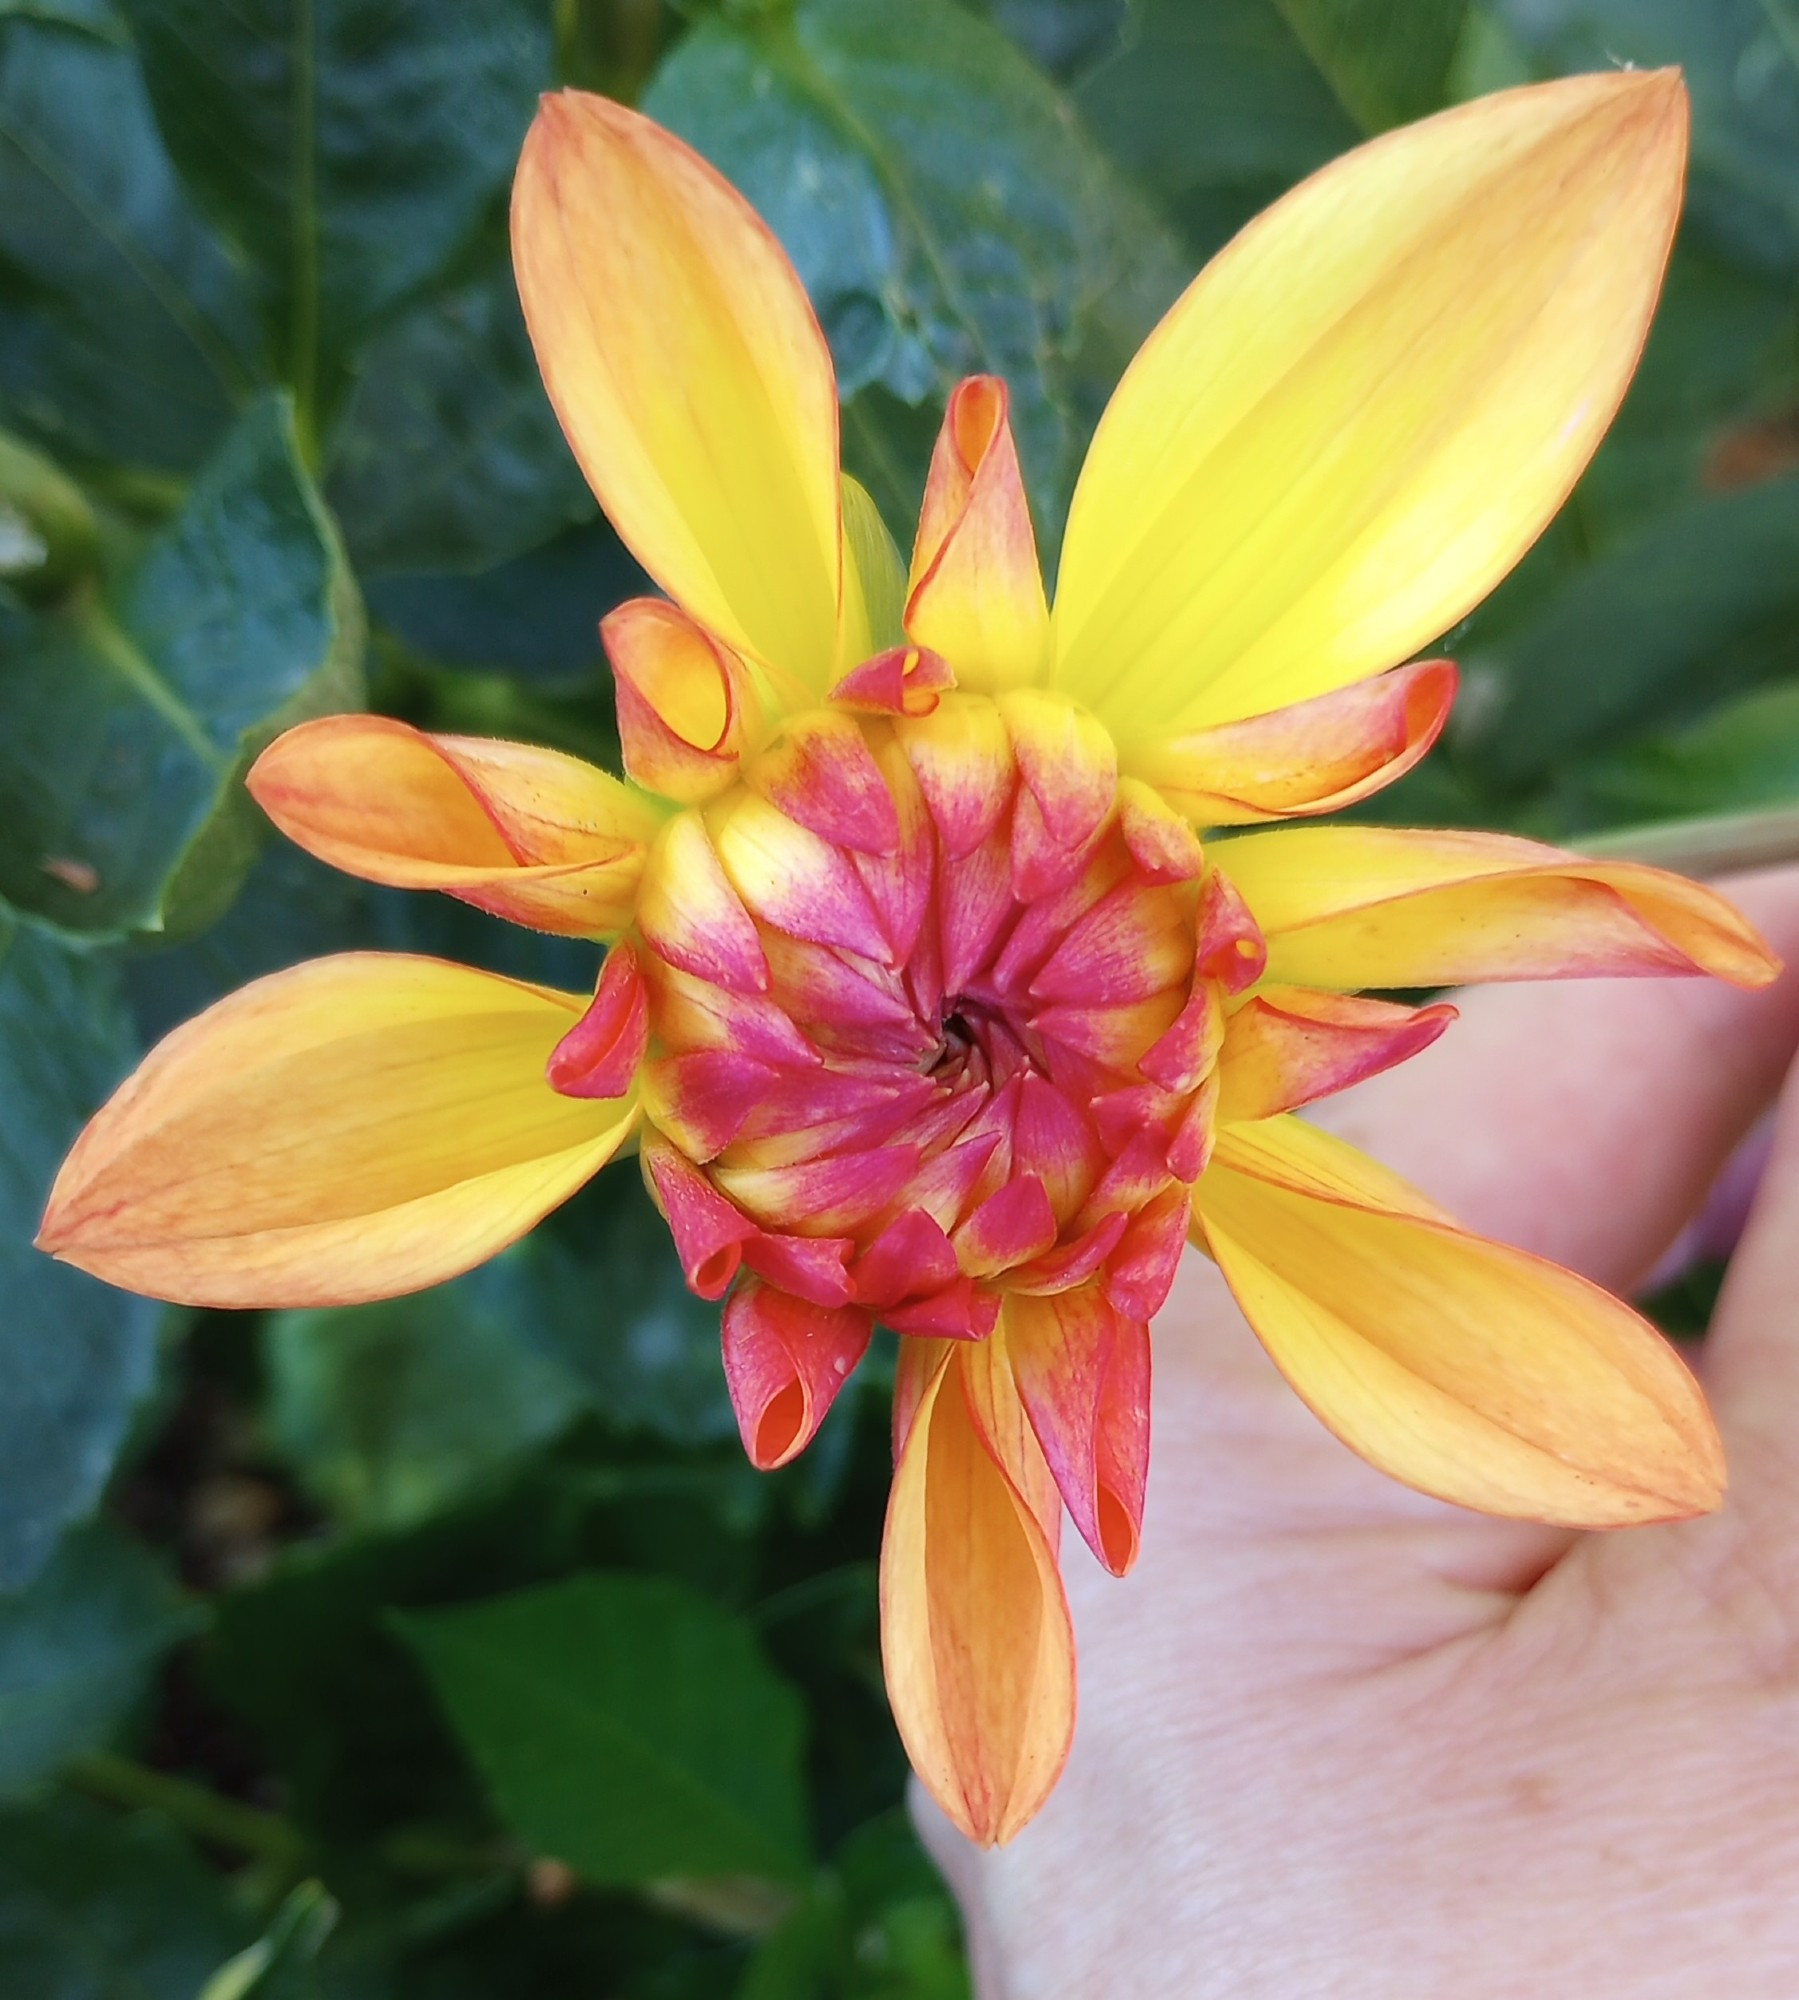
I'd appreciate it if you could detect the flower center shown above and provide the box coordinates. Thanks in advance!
[627,688,1250,1336]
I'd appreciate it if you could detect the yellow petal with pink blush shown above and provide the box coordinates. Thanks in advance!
[249,716,666,938]
[512,92,841,695]
[1211,825,1781,992]
[37,955,637,1310]
[1193,1117,1725,1524]
[1216,987,1457,1123]
[881,1339,1074,1847]
[601,598,751,803]
[905,376,1048,692]
[1054,71,1687,737]
[1123,661,1456,826]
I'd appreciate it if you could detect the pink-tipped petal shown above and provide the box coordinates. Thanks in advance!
[831,645,957,717]
[723,1277,873,1468]
[642,1135,760,1299]
[906,377,1049,693]
[1125,660,1458,824]
[1217,987,1458,1123]
[546,943,649,1099]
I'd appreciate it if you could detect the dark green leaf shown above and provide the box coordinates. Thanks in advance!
[0,16,261,476]
[1078,0,1352,259]
[0,394,363,938]
[326,255,594,578]
[1454,472,1799,789]
[0,1795,250,1997]
[117,0,551,413]
[0,918,160,1588]
[644,0,1188,556]
[963,0,1128,80]
[398,1573,810,1887]
[264,1267,590,1534]
[0,1520,196,1794]
[1491,0,1799,277]
[526,1178,742,1451]
[1273,0,1468,130]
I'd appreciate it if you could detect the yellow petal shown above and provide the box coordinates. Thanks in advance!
[601,597,752,804]
[1054,72,1687,737]
[1193,1118,1724,1524]
[513,92,842,695]
[249,716,666,937]
[38,955,638,1309]
[881,1340,1074,1847]
[1211,824,1780,991]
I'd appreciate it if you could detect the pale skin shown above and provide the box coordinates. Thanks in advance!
[917,866,1799,1998]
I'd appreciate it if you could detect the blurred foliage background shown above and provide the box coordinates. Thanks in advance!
[0,0,1794,1991]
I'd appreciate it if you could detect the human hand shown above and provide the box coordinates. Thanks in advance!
[918,866,1799,1998]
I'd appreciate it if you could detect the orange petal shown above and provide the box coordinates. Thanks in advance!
[248,715,665,938]
[905,376,1049,692]
[721,1276,873,1469]
[881,1340,1075,1846]
[1192,1118,1725,1524]
[1211,824,1782,991]
[1215,987,1457,1123]
[1125,661,1457,825]
[513,92,842,698]
[601,598,752,803]
[38,955,637,1309]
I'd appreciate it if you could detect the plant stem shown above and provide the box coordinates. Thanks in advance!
[67,1753,311,1869]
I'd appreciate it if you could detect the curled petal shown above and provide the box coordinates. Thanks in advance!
[641,1133,758,1298]
[1125,661,1457,823]
[1005,1288,1150,1576]
[830,644,957,717]
[1216,986,1456,1124]
[1193,1118,1725,1524]
[546,943,649,1100]
[1055,72,1688,734]
[513,92,841,695]
[881,1341,1074,1847]
[38,956,636,1309]
[249,716,665,937]
[906,376,1049,692]
[1193,867,1267,993]
[722,1277,872,1468]
[602,598,749,803]
[1212,825,1781,991]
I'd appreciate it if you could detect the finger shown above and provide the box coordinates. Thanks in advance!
[1695,1054,1799,1454]
[1309,865,1799,1289]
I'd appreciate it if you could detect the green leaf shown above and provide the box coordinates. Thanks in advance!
[644,0,1188,556]
[398,1573,810,1888]
[325,253,594,578]
[0,918,160,1588]
[0,1521,196,1794]
[0,1795,250,1997]
[366,517,640,693]
[1454,471,1799,790]
[116,0,552,420]
[0,16,261,477]
[265,1266,590,1535]
[0,394,364,938]
[1075,0,1463,261]
[1488,0,1799,277]
[1580,683,1799,825]
[200,1881,340,2000]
